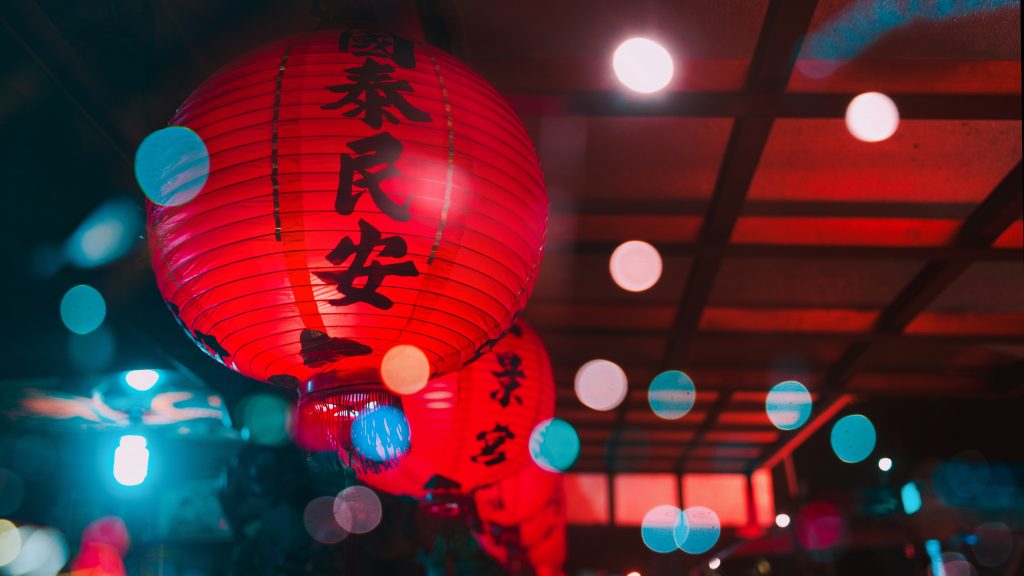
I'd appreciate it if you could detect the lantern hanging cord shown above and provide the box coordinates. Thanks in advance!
[272,44,293,241]
[428,56,455,265]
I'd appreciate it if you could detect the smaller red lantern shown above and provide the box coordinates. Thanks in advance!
[294,320,554,486]
[354,320,555,498]
[475,460,560,527]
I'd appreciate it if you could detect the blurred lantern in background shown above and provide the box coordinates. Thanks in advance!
[474,476,567,575]
[336,321,555,508]
[474,460,560,527]
[145,27,547,458]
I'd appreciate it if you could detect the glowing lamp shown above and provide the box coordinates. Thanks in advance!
[113,435,149,486]
[613,38,674,93]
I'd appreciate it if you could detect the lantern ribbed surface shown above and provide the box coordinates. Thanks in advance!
[147,28,547,388]
[351,320,555,497]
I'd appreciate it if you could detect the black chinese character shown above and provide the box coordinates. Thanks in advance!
[490,352,524,408]
[470,424,515,466]
[339,31,415,69]
[336,132,410,222]
[314,219,419,310]
[321,58,430,129]
[299,329,372,367]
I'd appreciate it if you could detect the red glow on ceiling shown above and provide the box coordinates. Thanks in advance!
[905,311,1024,335]
[732,217,959,246]
[613,474,679,526]
[683,473,749,527]
[993,220,1023,248]
[701,306,879,333]
[751,468,776,528]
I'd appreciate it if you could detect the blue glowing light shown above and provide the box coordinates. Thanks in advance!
[901,481,922,515]
[351,406,410,463]
[529,418,580,473]
[60,284,106,335]
[830,414,876,463]
[648,370,696,420]
[125,369,160,392]
[134,126,209,206]
[641,505,683,554]
[925,539,943,576]
[766,380,813,430]
[113,435,149,486]
[65,199,142,268]
[676,506,720,554]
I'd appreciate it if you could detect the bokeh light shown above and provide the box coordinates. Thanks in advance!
[931,552,977,576]
[574,359,628,411]
[59,284,106,335]
[648,370,696,420]
[676,506,721,554]
[69,325,116,373]
[878,457,893,472]
[830,414,876,463]
[350,405,411,464]
[609,240,663,292]
[134,126,210,206]
[775,513,791,528]
[901,482,922,515]
[5,526,67,576]
[81,516,130,557]
[795,502,843,551]
[124,369,160,392]
[303,496,348,544]
[113,435,149,487]
[71,541,126,576]
[640,505,683,554]
[845,92,899,142]
[626,572,642,576]
[65,199,142,269]
[529,418,580,472]
[612,38,674,93]
[0,469,25,516]
[239,394,291,446]
[381,345,430,395]
[0,520,20,567]
[933,451,990,503]
[708,557,721,570]
[972,522,1013,567]
[333,486,383,534]
[765,380,812,430]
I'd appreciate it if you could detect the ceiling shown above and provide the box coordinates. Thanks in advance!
[1,0,1021,483]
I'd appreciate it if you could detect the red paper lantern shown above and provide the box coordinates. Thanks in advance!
[327,320,554,492]
[147,28,547,394]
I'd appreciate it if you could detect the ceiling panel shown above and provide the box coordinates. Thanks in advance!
[454,0,770,91]
[708,258,923,308]
[747,120,1022,204]
[789,0,1022,93]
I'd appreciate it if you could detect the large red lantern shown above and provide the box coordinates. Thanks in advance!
[147,28,547,398]
[318,320,554,495]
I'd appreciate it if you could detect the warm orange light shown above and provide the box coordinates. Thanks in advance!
[380,345,430,395]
